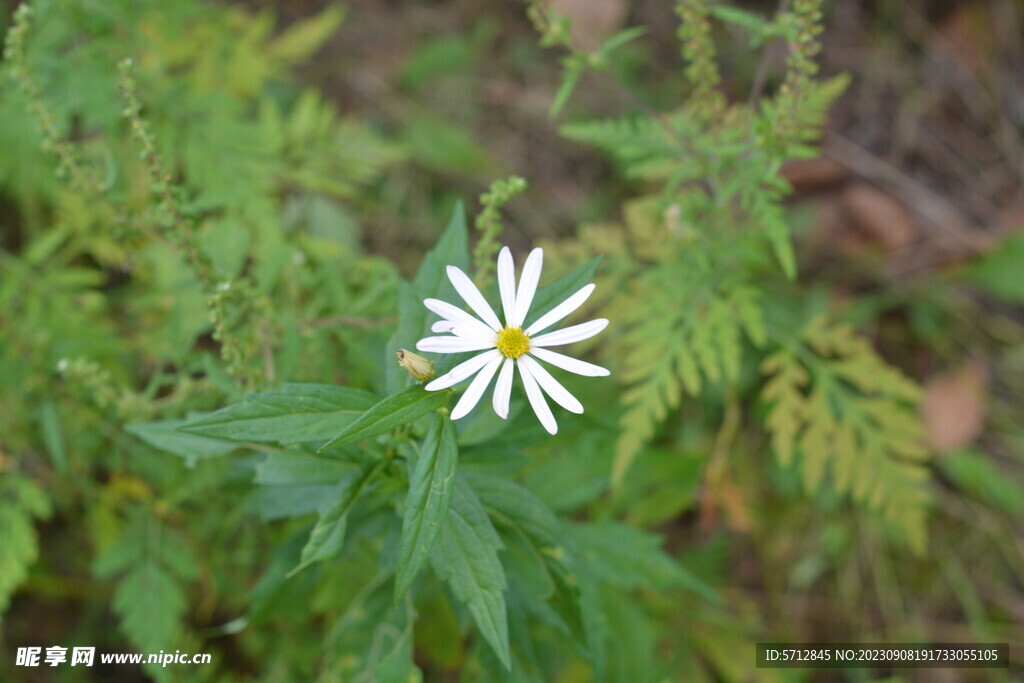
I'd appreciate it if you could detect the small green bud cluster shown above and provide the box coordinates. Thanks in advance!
[56,357,138,419]
[770,0,825,144]
[4,4,100,193]
[676,0,725,120]
[473,176,527,289]
[208,279,274,387]
[525,1,571,49]
[117,59,216,288]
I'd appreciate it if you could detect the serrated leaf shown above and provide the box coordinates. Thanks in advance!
[464,471,563,547]
[318,386,451,451]
[180,384,379,445]
[254,451,353,486]
[395,414,459,600]
[386,203,471,393]
[126,417,238,466]
[465,470,607,668]
[571,521,719,603]
[113,561,187,653]
[289,461,383,576]
[430,476,510,669]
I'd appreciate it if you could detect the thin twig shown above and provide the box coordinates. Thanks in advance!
[823,131,994,253]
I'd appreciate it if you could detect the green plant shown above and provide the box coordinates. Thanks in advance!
[529,0,929,550]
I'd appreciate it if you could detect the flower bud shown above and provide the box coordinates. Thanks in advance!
[396,349,434,382]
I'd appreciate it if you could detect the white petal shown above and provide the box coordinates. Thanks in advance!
[525,283,596,336]
[431,320,457,333]
[519,355,583,414]
[424,298,495,339]
[416,336,496,354]
[446,325,498,341]
[425,350,501,391]
[518,359,557,435]
[446,266,503,331]
[510,248,543,327]
[492,357,515,419]
[450,353,503,420]
[529,347,610,377]
[531,318,609,348]
[497,247,517,327]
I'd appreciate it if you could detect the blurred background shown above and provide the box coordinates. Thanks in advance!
[1,0,1022,680]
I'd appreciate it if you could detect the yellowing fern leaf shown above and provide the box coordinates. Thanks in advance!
[761,318,930,552]
[613,265,764,484]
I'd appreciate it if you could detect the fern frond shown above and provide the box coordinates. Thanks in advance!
[560,114,700,181]
[761,318,930,552]
[0,474,51,615]
[94,510,200,655]
[613,267,764,483]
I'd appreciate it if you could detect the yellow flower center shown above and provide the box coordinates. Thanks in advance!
[495,326,531,359]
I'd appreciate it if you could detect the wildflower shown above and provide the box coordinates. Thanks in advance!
[415,246,609,434]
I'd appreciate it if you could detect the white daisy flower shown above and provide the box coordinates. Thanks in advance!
[415,246,609,435]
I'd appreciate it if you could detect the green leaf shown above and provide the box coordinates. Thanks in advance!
[940,449,1024,517]
[248,531,318,624]
[430,476,510,669]
[386,203,471,394]
[267,6,346,63]
[968,233,1024,303]
[254,484,342,521]
[524,432,613,512]
[550,61,584,118]
[710,5,767,33]
[254,451,353,486]
[367,607,423,683]
[764,204,796,280]
[318,386,451,451]
[113,561,187,654]
[180,384,379,445]
[401,35,477,88]
[0,475,51,613]
[289,461,383,576]
[93,512,197,659]
[572,521,720,604]
[466,472,563,545]
[37,400,67,473]
[395,414,460,600]
[403,115,494,174]
[596,26,647,59]
[523,255,602,330]
[126,417,238,467]
[465,471,610,671]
